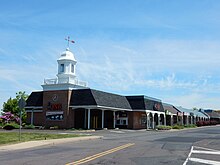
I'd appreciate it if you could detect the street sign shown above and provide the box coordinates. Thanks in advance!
[18,98,26,109]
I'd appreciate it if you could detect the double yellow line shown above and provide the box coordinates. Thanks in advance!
[66,143,135,165]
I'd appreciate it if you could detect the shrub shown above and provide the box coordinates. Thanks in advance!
[172,124,184,129]
[24,124,35,129]
[156,125,172,130]
[196,120,218,127]
[0,112,20,124]
[184,124,197,128]
[3,123,20,130]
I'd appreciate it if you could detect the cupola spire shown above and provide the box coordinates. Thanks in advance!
[65,36,75,48]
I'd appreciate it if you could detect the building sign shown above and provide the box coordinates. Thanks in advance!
[153,103,161,111]
[47,102,62,111]
[52,94,58,102]
[46,111,64,121]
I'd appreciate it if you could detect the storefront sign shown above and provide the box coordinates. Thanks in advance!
[47,102,62,111]
[153,103,161,111]
[46,111,64,121]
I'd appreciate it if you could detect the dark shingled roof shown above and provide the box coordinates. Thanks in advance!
[162,103,179,114]
[126,96,164,112]
[26,91,43,107]
[204,110,220,119]
[70,89,132,110]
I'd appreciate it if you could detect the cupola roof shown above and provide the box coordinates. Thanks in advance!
[58,48,76,61]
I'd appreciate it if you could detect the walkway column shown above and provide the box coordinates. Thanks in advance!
[102,110,104,129]
[186,116,189,125]
[84,109,87,129]
[158,114,161,126]
[152,113,155,129]
[87,109,90,129]
[113,111,115,128]
[146,114,149,129]
[171,115,173,126]
[164,114,166,126]
[31,109,34,125]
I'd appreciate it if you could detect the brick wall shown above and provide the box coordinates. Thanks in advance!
[42,90,73,129]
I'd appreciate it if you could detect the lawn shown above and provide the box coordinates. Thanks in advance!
[0,132,84,145]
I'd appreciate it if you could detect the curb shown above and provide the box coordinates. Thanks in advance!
[0,136,103,152]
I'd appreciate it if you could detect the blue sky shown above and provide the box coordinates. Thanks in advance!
[1,0,220,110]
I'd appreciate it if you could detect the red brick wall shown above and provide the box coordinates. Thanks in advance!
[128,111,146,129]
[42,90,72,129]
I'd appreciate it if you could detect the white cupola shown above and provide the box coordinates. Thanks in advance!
[42,42,88,91]
[57,48,77,83]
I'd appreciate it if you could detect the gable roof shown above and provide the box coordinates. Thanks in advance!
[26,91,43,107]
[70,89,132,110]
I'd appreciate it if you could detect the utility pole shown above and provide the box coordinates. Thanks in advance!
[18,98,26,141]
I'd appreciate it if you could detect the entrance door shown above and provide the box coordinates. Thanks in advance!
[92,116,98,129]
[90,109,102,129]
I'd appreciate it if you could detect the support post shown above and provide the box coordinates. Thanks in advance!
[146,114,149,129]
[152,113,155,129]
[31,109,34,125]
[164,114,166,126]
[171,115,173,126]
[102,110,104,129]
[87,109,90,129]
[113,111,115,129]
[84,109,87,129]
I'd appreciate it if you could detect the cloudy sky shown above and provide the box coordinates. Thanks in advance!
[1,0,220,110]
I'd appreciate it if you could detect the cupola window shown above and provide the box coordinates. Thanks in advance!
[71,64,74,73]
[60,64,64,72]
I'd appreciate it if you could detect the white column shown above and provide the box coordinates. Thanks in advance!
[87,109,90,129]
[31,109,34,125]
[164,114,166,126]
[113,111,115,128]
[84,109,87,129]
[152,113,155,129]
[186,116,189,125]
[158,114,161,126]
[146,114,149,129]
[102,110,104,129]
[171,115,173,126]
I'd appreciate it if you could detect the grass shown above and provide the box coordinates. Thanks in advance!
[0,132,85,145]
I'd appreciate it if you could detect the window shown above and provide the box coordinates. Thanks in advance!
[71,64,74,73]
[60,64,64,72]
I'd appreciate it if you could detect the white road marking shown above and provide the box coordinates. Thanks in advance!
[194,146,220,152]
[183,146,220,165]
[192,150,220,155]
[189,158,220,165]
[183,146,193,165]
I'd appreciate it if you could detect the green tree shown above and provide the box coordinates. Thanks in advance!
[2,91,29,122]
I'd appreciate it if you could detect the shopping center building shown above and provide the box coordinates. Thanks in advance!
[25,47,208,129]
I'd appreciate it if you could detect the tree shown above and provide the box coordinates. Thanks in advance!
[2,91,29,122]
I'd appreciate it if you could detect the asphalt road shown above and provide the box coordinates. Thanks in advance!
[0,126,220,165]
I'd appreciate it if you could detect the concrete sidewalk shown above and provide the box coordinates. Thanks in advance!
[0,136,102,152]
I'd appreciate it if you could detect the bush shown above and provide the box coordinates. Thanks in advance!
[156,125,172,130]
[184,124,197,128]
[196,120,218,127]
[24,124,35,129]
[172,124,184,129]
[3,123,20,130]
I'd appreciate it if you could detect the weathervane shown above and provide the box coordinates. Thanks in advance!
[65,36,75,48]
